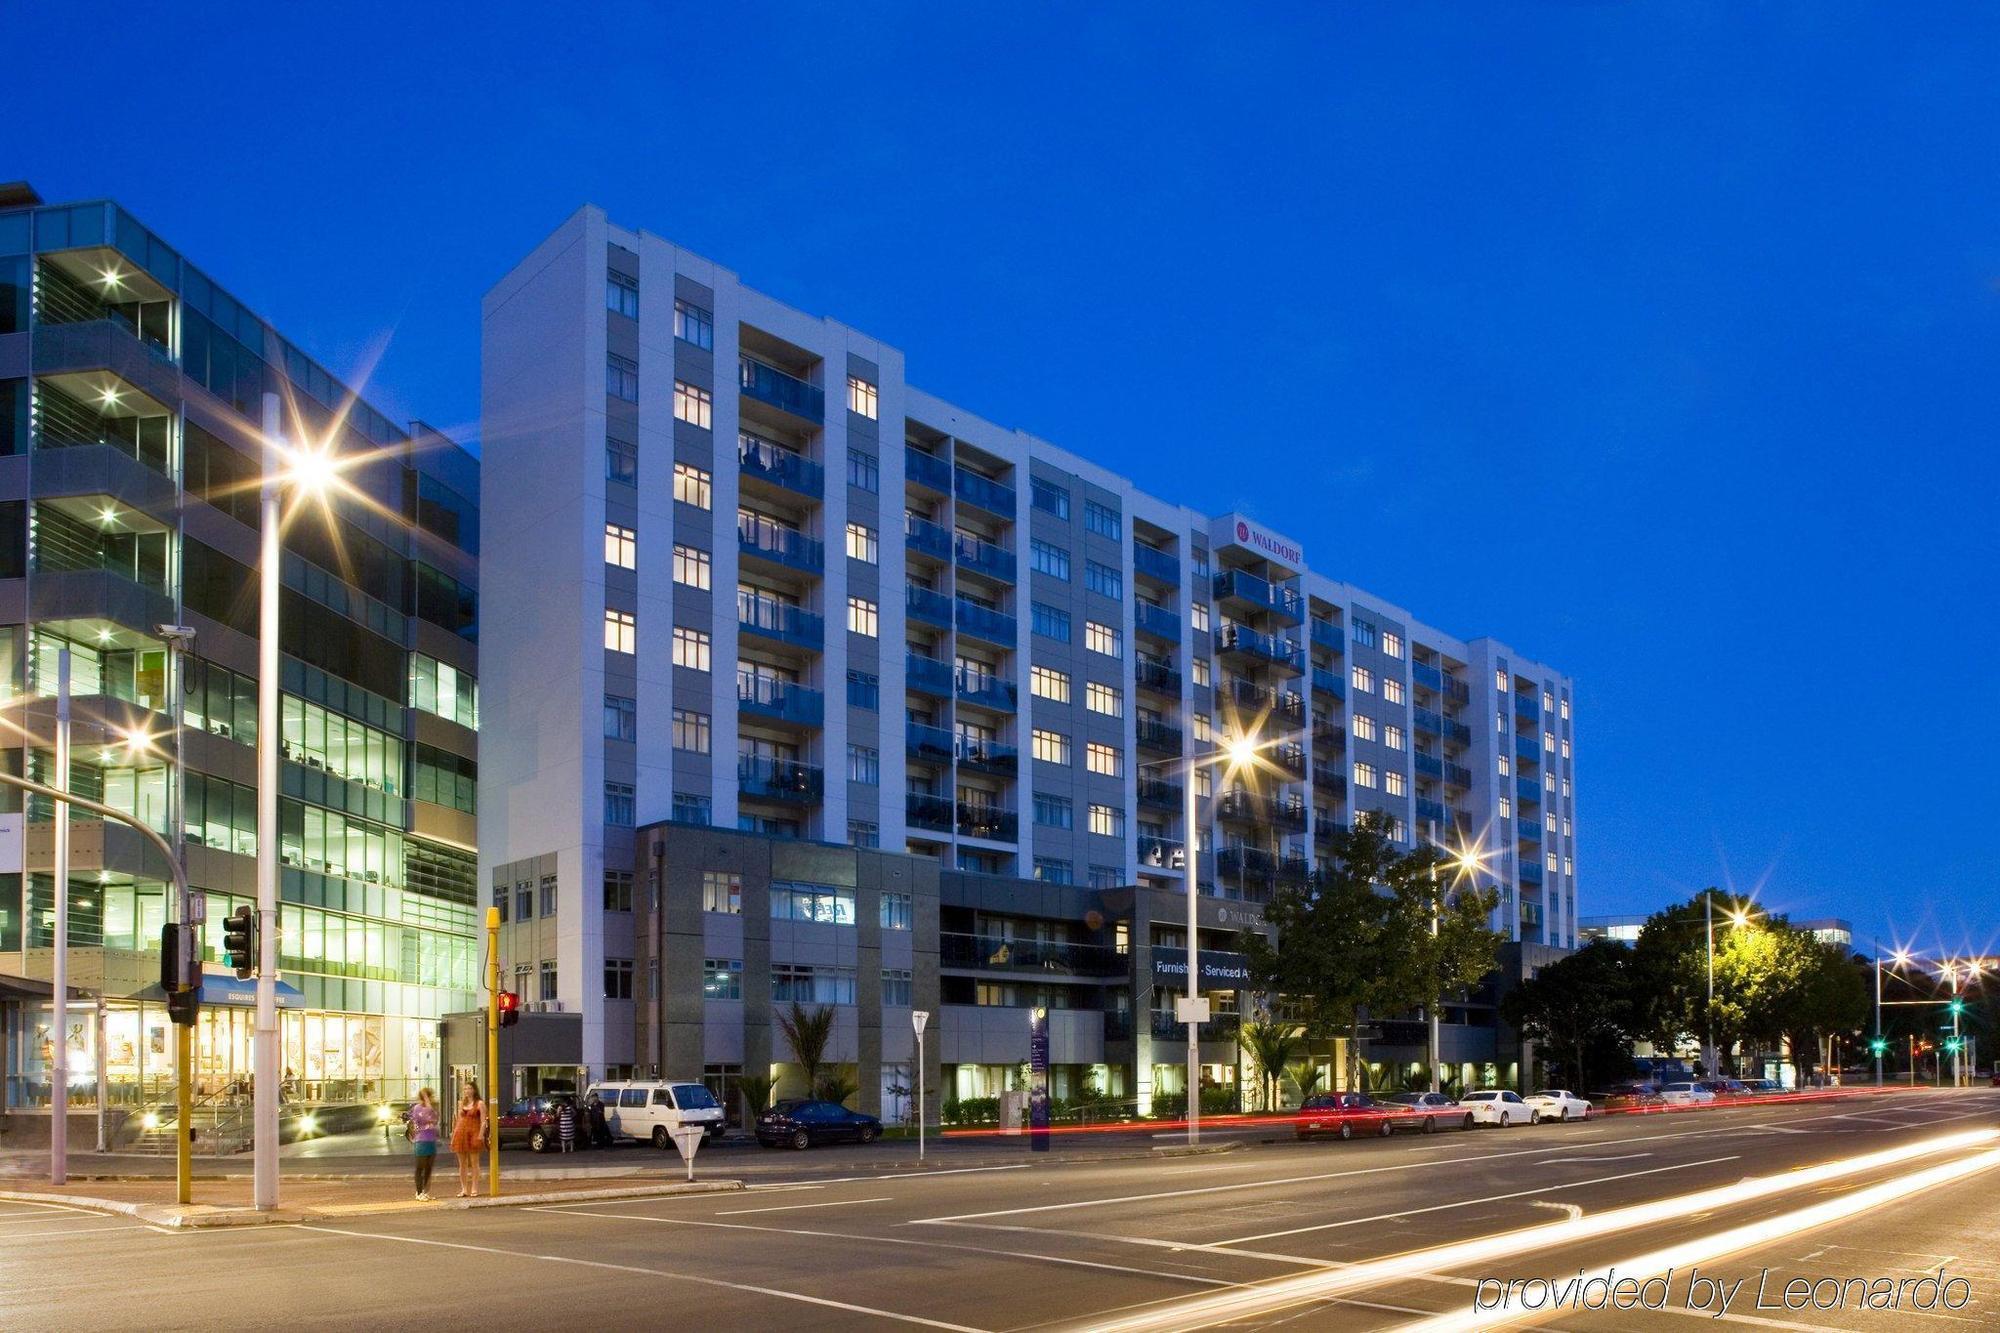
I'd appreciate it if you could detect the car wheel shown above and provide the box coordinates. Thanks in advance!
[652,1126,670,1150]
[1423,1116,1436,1135]
[790,1128,811,1151]
[859,1125,880,1144]
[1338,1121,1354,1141]
[1377,1119,1394,1138]
[1463,1113,1476,1131]
[1560,1107,1571,1122]
[529,1127,549,1153]
[1581,1105,1591,1120]
[1530,1109,1542,1125]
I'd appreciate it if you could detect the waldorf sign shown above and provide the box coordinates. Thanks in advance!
[1212,512,1304,570]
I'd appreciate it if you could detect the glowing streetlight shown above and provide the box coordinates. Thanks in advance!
[1704,896,1757,1078]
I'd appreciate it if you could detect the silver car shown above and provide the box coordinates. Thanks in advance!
[1381,1091,1475,1133]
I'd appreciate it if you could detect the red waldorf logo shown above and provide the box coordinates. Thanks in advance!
[1236,521,1250,541]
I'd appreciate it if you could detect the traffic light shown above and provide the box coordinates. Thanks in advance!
[1869,1037,1887,1056]
[497,990,522,1028]
[1944,1037,1964,1054]
[223,905,257,979]
[1949,998,1965,1016]
[160,922,200,1026]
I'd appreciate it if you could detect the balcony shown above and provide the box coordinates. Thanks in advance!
[1415,751,1444,781]
[1151,1010,1242,1041]
[1136,776,1182,810]
[940,932,1128,978]
[737,592,824,650]
[1269,740,1308,778]
[1518,818,1543,843]
[906,722,955,764]
[737,755,824,805]
[953,467,1016,518]
[739,356,825,422]
[1136,835,1186,871]
[1413,708,1473,746]
[737,516,824,575]
[955,599,1016,646]
[1415,796,1448,829]
[1516,775,1543,807]
[1520,860,1545,887]
[1216,846,1275,880]
[957,737,1018,776]
[956,669,1018,712]
[1412,661,1444,692]
[956,803,1018,842]
[1218,790,1308,833]
[1310,619,1344,654]
[906,652,954,697]
[1314,817,1347,845]
[1134,600,1181,644]
[1135,652,1182,696]
[1312,722,1346,754]
[904,513,952,561]
[906,584,953,629]
[1272,690,1306,730]
[1514,692,1542,721]
[1135,717,1183,755]
[738,434,824,498]
[1310,666,1344,700]
[905,446,952,493]
[1277,854,1311,885]
[1221,676,1270,716]
[1212,569,1304,624]
[1132,543,1181,587]
[737,673,824,727]
[954,532,1017,583]
[907,791,954,832]
[1218,624,1302,673]
[1311,765,1345,796]
[1514,732,1542,764]
[1445,760,1473,788]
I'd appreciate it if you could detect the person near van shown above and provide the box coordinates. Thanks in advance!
[405,1088,439,1200]
[556,1094,577,1152]
[451,1078,487,1197]
[585,1090,610,1148]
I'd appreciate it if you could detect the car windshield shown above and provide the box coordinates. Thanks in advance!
[1301,1095,1341,1110]
[672,1084,719,1109]
[770,1099,808,1114]
[1383,1094,1420,1105]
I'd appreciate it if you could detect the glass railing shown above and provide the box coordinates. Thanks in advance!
[906,584,953,627]
[956,737,1018,774]
[1136,776,1182,808]
[1136,835,1186,870]
[953,467,1015,517]
[737,515,824,572]
[1134,601,1181,644]
[738,433,824,496]
[1132,543,1181,586]
[1518,818,1542,842]
[1310,619,1344,653]
[954,532,1016,582]
[903,513,952,560]
[1311,766,1345,795]
[1270,740,1307,775]
[906,652,954,695]
[1415,797,1448,827]
[1516,776,1543,806]
[1310,666,1344,699]
[1212,570,1304,622]
[1135,654,1181,694]
[736,592,823,648]
[907,792,954,830]
[1514,693,1542,720]
[905,447,952,492]
[955,670,1018,711]
[1412,661,1444,691]
[1415,752,1444,780]
[955,599,1016,645]
[1311,724,1345,754]
[956,803,1017,841]
[940,932,1128,977]
[739,356,825,421]
[736,672,824,727]
[737,755,824,803]
[1445,761,1473,788]
[1514,732,1542,763]
[1519,860,1545,886]
[906,722,956,762]
[1135,719,1183,753]
[1219,624,1301,670]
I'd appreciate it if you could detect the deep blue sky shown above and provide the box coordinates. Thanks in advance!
[13,2,1998,954]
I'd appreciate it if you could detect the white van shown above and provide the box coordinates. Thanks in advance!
[585,1080,728,1147]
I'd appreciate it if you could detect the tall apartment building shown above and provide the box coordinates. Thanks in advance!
[481,205,1576,1092]
[0,184,481,1116]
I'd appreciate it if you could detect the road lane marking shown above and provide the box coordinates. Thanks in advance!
[0,1222,146,1238]
[1533,1153,1653,1164]
[1208,1157,1739,1246]
[717,1195,894,1215]
[293,1224,987,1330]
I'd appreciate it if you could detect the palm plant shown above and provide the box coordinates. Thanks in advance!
[815,1070,861,1107]
[776,1001,836,1097]
[1239,1020,1301,1111]
[738,1073,773,1123]
[1286,1059,1324,1101]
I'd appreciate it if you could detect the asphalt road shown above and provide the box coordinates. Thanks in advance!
[9,1087,1997,1331]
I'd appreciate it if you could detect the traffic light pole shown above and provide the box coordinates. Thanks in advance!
[252,393,283,1212]
[158,623,197,1206]
[486,907,500,1199]
[1873,940,1883,1088]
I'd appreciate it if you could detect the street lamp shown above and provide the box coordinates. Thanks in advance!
[1703,896,1757,1078]
[1424,837,1489,1093]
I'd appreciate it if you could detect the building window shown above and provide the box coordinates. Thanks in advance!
[1560,696,1571,721]
[1030,539,1070,581]
[607,354,639,402]
[1089,865,1122,890]
[1030,477,1069,519]
[1032,729,1070,765]
[672,708,711,753]
[539,874,558,917]
[1030,666,1071,703]
[771,964,857,1005]
[1085,621,1123,658]
[1351,665,1373,694]
[1561,737,1572,759]
[1352,714,1377,742]
[1543,689,1555,713]
[847,447,878,492]
[607,436,638,484]
[702,871,742,915]
[672,543,711,590]
[604,694,636,741]
[847,596,879,637]
[1088,804,1124,837]
[849,819,880,848]
[1384,770,1407,797]
[1544,731,1557,753]
[674,298,713,349]
[604,522,637,569]
[1084,499,1122,540]
[539,960,558,1001]
[1192,712,1213,743]
[606,271,640,318]
[672,625,711,671]
[769,882,857,924]
[1353,619,1378,649]
[1353,761,1378,789]
[604,782,636,826]
[1085,681,1122,717]
[1191,602,1211,633]
[492,883,508,924]
[603,870,634,912]
[847,744,880,785]
[1384,724,1406,751]
[1033,792,1073,829]
[847,670,879,710]
[514,881,532,922]
[880,892,912,930]
[604,609,636,654]
[1382,678,1405,705]
[1086,741,1120,776]
[1499,795,1512,819]
[847,376,879,419]
[673,380,712,428]
[1382,631,1404,659]
[1085,560,1123,600]
[1192,658,1211,687]
[1033,857,1073,885]
[1496,668,1509,691]
[604,957,634,1000]
[671,462,712,510]
[846,522,878,564]
[882,968,913,1007]
[703,958,744,1001]
[1031,602,1071,642]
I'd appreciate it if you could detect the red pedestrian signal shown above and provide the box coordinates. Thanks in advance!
[498,990,522,1028]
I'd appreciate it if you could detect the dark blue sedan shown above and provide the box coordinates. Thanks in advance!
[756,1099,883,1149]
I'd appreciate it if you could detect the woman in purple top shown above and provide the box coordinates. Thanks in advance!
[405,1088,440,1200]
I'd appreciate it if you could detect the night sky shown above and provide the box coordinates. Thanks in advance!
[13,2,1997,955]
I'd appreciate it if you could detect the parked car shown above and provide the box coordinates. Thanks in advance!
[1736,1078,1784,1096]
[498,1093,608,1152]
[1989,1069,1999,1088]
[1657,1081,1717,1106]
[1524,1089,1593,1122]
[1295,1092,1397,1140]
[1381,1091,1474,1133]
[755,1099,882,1149]
[1590,1082,1664,1112]
[586,1080,729,1148]
[1461,1089,1538,1126]
[1698,1078,1750,1099]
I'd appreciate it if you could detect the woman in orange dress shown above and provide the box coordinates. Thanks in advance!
[450,1078,487,1198]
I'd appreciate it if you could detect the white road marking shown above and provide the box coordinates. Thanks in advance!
[716,1195,894,1215]
[293,1224,988,1330]
[0,1222,145,1238]
[1534,1153,1653,1164]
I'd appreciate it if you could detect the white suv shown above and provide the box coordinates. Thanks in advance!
[586,1080,728,1147]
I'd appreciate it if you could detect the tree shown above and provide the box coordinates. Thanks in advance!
[737,1073,774,1124]
[1766,932,1868,1082]
[1286,1059,1324,1101]
[1239,1020,1301,1111]
[815,1069,861,1107]
[777,1001,836,1097]
[1500,939,1639,1090]
[1380,853,1503,1084]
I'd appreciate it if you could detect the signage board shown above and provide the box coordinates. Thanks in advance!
[1150,948,1253,988]
[1211,513,1306,570]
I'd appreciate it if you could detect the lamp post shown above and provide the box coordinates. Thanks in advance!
[50,650,70,1185]
[155,623,197,1206]
[912,1010,929,1163]
[1703,897,1752,1078]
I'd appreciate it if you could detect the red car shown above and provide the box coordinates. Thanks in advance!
[1295,1092,1398,1141]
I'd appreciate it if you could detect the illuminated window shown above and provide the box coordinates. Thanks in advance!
[1351,666,1374,694]
[672,708,710,754]
[1382,678,1404,705]
[1086,741,1120,777]
[1385,770,1407,796]
[671,626,710,671]
[1030,666,1071,703]
[1544,731,1556,753]
[845,522,878,564]
[1085,621,1122,658]
[1382,632,1404,659]
[673,462,711,509]
[1085,681,1123,718]
[604,523,636,569]
[1088,804,1124,837]
[1384,724,1405,751]
[1353,762,1378,789]
[1352,715,1377,742]
[847,376,879,420]
[1191,658,1211,687]
[1560,696,1571,722]
[1499,795,1512,819]
[1543,690,1554,714]
[1495,668,1507,691]
[1032,729,1070,764]
[1191,602,1211,633]
[847,597,878,637]
[603,609,636,654]
[673,380,712,429]
[672,543,710,589]
[1498,754,1511,777]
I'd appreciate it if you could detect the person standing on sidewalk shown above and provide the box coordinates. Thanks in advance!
[451,1079,487,1197]
[405,1088,440,1200]
[556,1094,577,1152]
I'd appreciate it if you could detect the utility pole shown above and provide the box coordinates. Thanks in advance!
[486,906,500,1199]
[50,649,70,1185]
[252,391,282,1211]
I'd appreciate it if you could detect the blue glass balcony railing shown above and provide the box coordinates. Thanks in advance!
[1136,776,1182,809]
[905,447,952,493]
[1310,619,1344,653]
[1516,775,1544,807]
[955,598,1016,645]
[1415,751,1444,780]
[1412,661,1444,692]
[906,722,956,763]
[1213,570,1305,623]
[1132,543,1181,587]
[1414,796,1448,828]
[1310,666,1344,699]
[1514,692,1542,721]
[1514,732,1543,763]
[907,791,955,831]
[736,592,823,649]
[906,584,953,628]
[956,737,1018,775]
[1519,860,1545,886]
[1219,624,1302,671]
[737,755,824,804]
[1135,718,1183,753]
[739,356,825,421]
[1518,817,1542,843]
[1135,653,1182,695]
[738,434,824,497]
[737,516,824,573]
[956,670,1018,712]
[954,532,1017,582]
[1134,601,1181,644]
[736,672,824,727]
[904,513,952,561]
[906,652,954,696]
[953,467,1016,517]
